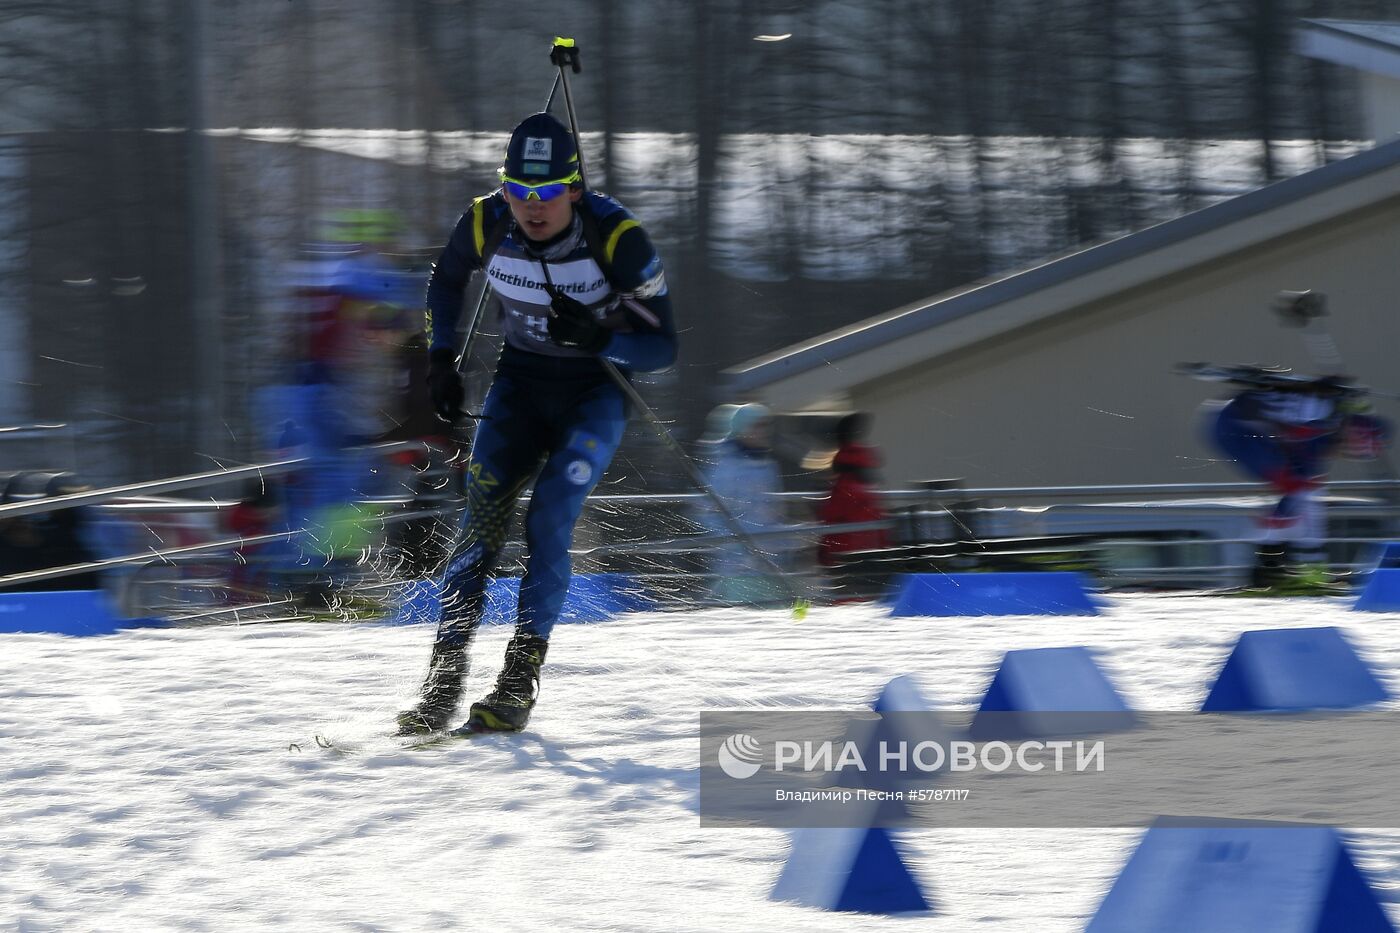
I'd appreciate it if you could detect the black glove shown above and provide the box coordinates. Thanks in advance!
[547,292,610,354]
[426,348,464,424]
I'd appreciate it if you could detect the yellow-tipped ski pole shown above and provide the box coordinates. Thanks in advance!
[548,37,809,618]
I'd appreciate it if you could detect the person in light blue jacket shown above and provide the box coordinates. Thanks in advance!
[698,403,790,605]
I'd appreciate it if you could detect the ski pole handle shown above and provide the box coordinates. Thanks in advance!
[550,37,581,73]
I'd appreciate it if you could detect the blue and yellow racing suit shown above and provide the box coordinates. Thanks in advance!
[424,190,676,641]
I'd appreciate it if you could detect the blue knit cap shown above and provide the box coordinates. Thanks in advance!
[502,112,579,181]
[728,403,771,438]
[702,404,739,443]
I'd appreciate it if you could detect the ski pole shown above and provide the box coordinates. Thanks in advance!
[548,36,810,616]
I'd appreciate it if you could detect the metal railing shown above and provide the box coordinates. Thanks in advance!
[3,459,1399,603]
[0,442,439,519]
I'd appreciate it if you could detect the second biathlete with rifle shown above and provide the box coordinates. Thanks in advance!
[1181,361,1391,593]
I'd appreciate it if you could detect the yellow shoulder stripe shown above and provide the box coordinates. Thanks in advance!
[470,196,490,258]
[604,218,639,265]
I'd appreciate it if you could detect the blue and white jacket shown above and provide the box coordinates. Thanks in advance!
[425,190,677,376]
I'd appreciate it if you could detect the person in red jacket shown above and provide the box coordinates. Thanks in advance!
[817,413,892,594]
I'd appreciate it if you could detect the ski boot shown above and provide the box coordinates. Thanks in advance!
[396,640,470,736]
[465,633,549,733]
[1272,563,1351,597]
[1245,543,1289,592]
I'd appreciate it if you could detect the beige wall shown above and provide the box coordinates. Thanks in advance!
[1364,72,1400,144]
[851,197,1400,488]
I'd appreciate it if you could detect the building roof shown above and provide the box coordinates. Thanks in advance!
[1297,19,1400,81]
[725,135,1400,407]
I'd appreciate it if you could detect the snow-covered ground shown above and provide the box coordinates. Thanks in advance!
[4,595,1399,931]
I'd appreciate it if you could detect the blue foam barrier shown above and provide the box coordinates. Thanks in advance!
[0,589,155,636]
[1201,626,1389,712]
[559,572,655,620]
[837,676,950,796]
[1375,542,1400,569]
[971,646,1137,739]
[872,674,935,714]
[771,824,932,915]
[1355,567,1400,612]
[384,573,652,627]
[482,577,517,624]
[1087,821,1394,932]
[385,578,441,626]
[887,572,1099,617]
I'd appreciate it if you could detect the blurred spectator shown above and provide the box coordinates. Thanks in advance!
[699,402,791,606]
[225,481,284,595]
[277,360,379,607]
[253,225,427,609]
[227,482,280,542]
[0,517,46,590]
[373,329,461,576]
[817,412,891,561]
[817,412,893,600]
[0,473,100,592]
